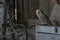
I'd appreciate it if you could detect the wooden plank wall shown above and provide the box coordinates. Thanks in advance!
[17,0,24,23]
[39,0,53,17]
[29,0,39,19]
[29,0,55,18]
[17,0,39,23]
[18,0,56,23]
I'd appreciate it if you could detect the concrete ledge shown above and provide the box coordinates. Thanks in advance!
[36,25,55,33]
[36,25,60,40]
[36,25,60,34]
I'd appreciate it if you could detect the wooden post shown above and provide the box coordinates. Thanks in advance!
[2,0,7,40]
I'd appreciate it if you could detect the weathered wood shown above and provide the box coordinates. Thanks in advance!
[17,0,24,23]
[24,0,29,21]
[39,0,54,17]
[29,0,39,18]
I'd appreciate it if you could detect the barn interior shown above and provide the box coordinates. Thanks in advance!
[0,0,60,40]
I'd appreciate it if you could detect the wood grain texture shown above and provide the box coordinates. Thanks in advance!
[29,0,39,18]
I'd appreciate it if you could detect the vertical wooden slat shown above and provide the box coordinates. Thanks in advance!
[29,0,35,18]
[34,0,39,18]
[24,0,29,21]
[2,0,7,40]
[29,0,39,19]
[17,0,24,23]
